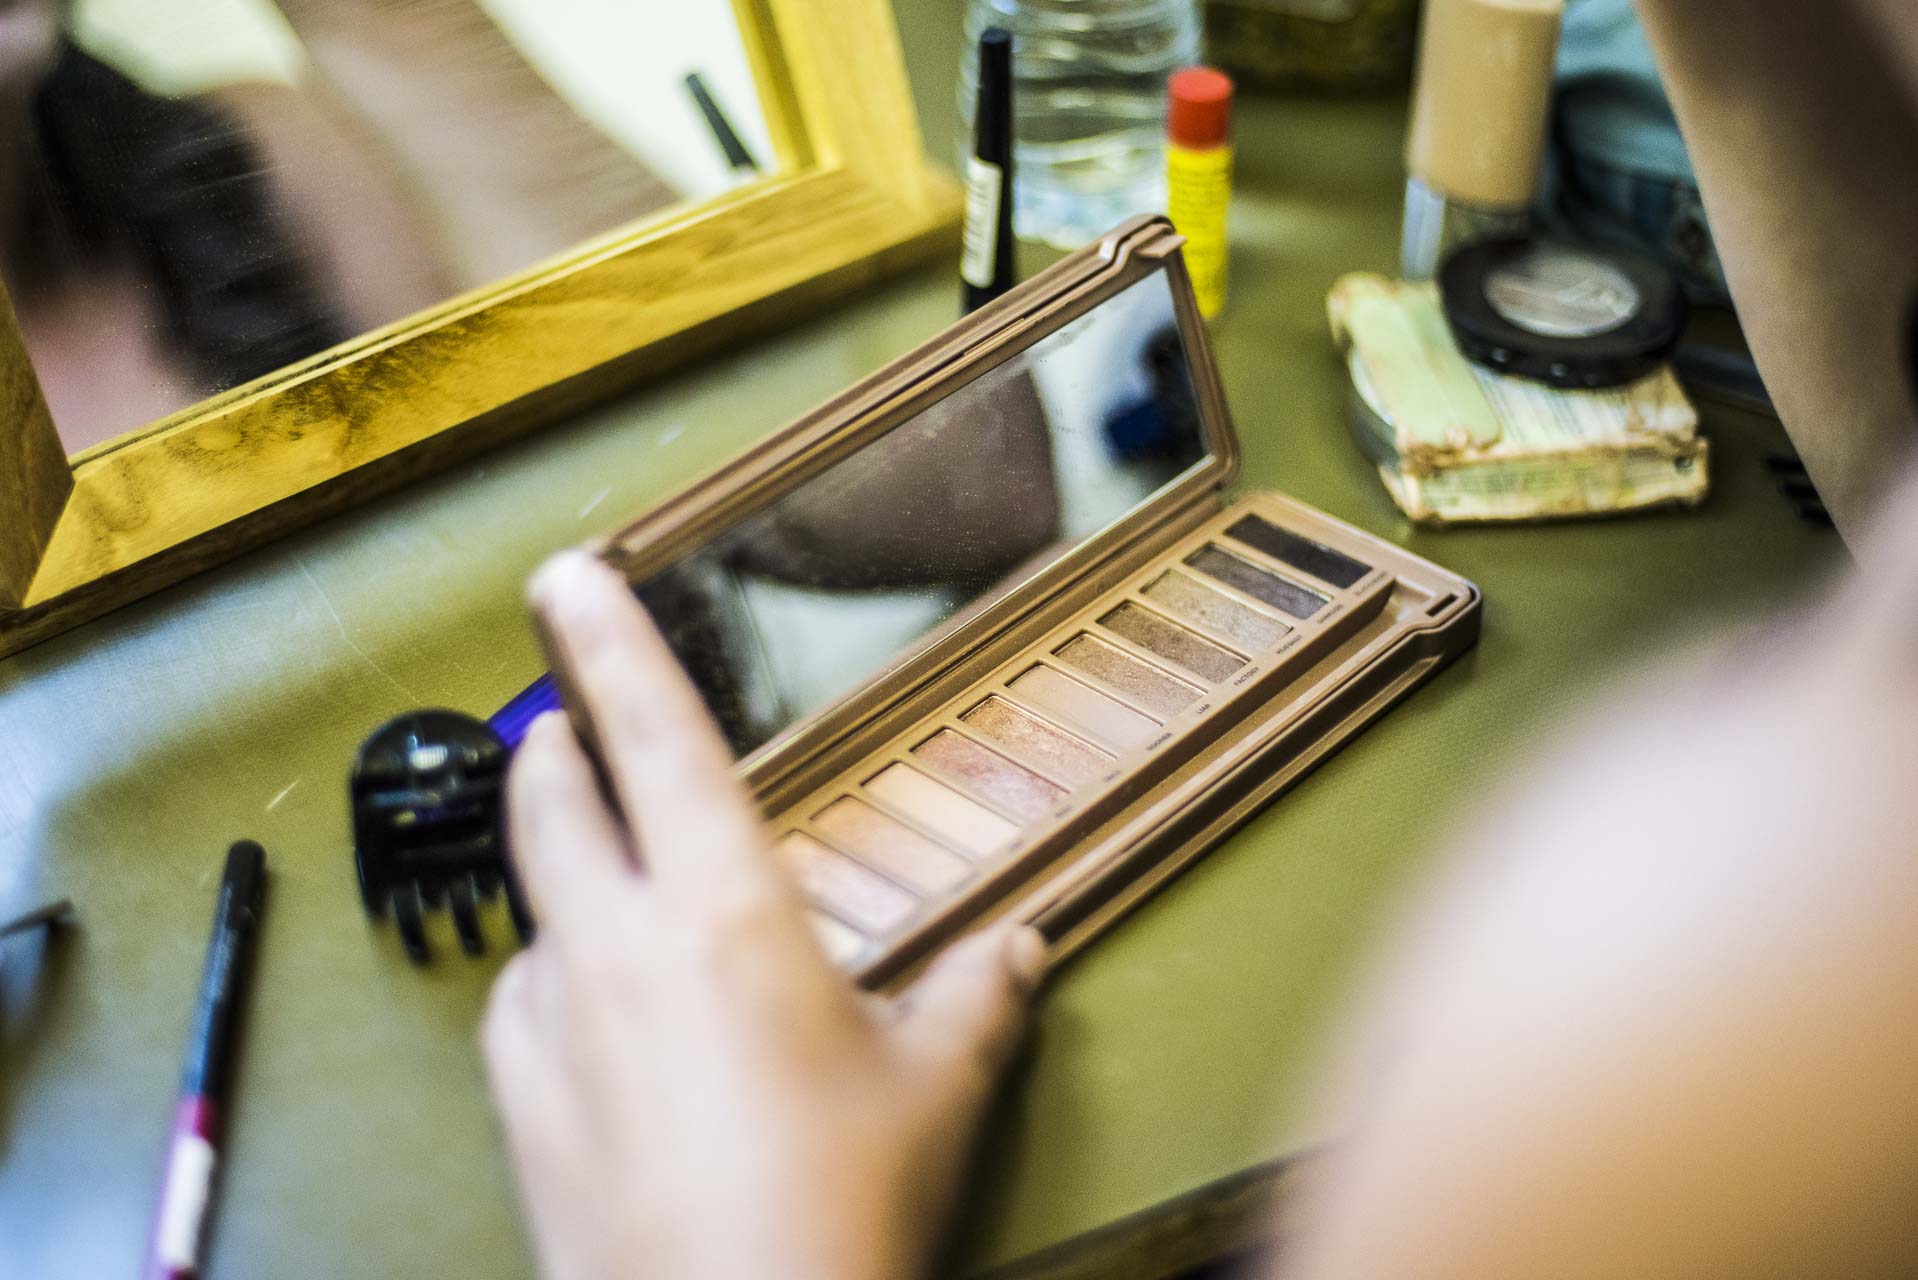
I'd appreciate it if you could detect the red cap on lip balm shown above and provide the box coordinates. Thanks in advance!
[1167,66,1233,149]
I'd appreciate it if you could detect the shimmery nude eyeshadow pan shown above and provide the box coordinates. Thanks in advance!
[864,764,1020,857]
[1054,634,1200,717]
[812,798,973,894]
[1007,665,1161,750]
[775,833,919,934]
[1185,544,1328,620]
[1098,601,1245,682]
[914,729,1066,821]
[1141,571,1290,650]
[961,697,1113,785]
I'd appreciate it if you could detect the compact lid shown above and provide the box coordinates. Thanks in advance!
[1439,237,1686,388]
[592,217,1238,767]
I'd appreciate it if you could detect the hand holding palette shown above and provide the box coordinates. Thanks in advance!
[534,217,1481,989]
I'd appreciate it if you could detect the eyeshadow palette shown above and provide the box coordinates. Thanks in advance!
[768,497,1410,973]
[538,216,1481,988]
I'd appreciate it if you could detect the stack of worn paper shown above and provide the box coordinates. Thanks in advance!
[1327,273,1708,524]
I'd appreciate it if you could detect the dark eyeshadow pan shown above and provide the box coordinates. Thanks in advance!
[1225,515,1370,589]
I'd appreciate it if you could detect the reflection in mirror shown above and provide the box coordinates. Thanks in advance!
[635,271,1210,759]
[0,0,774,455]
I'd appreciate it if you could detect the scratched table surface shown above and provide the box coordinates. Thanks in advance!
[0,9,1843,1277]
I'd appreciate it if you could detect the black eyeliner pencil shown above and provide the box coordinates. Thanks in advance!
[145,841,267,1280]
[961,28,1016,313]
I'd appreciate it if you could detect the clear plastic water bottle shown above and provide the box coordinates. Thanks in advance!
[958,0,1202,250]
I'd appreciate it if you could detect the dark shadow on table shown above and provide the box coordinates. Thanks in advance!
[0,918,77,1157]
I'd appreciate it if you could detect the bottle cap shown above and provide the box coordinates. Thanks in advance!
[1405,0,1564,208]
[1168,67,1233,150]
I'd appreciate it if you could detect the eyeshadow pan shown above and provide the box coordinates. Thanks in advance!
[775,833,919,934]
[1099,601,1246,682]
[865,764,1021,857]
[1007,666,1160,750]
[812,798,972,894]
[808,910,868,967]
[914,730,1066,822]
[1226,514,1370,588]
[1142,571,1291,650]
[961,696,1113,785]
[1055,633,1200,717]
[1186,544,1328,620]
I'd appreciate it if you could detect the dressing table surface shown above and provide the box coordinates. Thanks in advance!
[0,5,1841,1276]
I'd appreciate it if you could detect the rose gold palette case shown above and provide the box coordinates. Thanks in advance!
[544,216,1481,989]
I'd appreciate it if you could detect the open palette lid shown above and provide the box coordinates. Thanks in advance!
[591,217,1241,784]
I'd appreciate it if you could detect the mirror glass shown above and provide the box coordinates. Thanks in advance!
[0,0,775,455]
[623,269,1210,760]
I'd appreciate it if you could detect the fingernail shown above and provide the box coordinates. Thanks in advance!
[1001,925,1048,992]
[528,549,599,612]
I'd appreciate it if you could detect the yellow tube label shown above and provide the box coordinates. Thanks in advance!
[1167,144,1232,318]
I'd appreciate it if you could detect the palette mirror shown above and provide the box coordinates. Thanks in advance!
[500,268,1217,763]
[649,271,1208,760]
[3,0,776,455]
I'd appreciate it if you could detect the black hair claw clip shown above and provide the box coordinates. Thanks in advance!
[351,710,532,962]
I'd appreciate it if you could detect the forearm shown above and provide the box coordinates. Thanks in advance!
[1636,0,1918,553]
[1263,480,1918,1279]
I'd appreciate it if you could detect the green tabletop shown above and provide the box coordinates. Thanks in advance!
[0,10,1840,1278]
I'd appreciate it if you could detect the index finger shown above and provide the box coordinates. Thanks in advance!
[528,551,785,911]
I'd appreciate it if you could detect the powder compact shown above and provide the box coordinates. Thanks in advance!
[507,216,1484,986]
[1438,237,1686,390]
[358,219,1483,969]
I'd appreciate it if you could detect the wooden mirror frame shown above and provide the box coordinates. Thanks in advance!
[0,0,959,658]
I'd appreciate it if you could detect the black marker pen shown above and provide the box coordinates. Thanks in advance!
[146,841,266,1280]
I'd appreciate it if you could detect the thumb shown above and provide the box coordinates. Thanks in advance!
[891,924,1048,1107]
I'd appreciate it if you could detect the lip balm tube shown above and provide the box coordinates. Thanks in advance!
[1401,0,1564,280]
[1166,66,1234,319]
